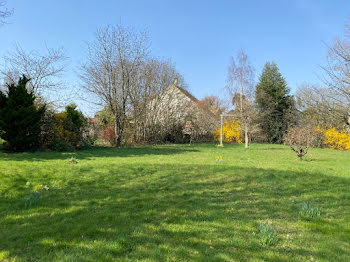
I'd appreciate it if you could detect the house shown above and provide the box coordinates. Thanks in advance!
[148,79,197,119]
[146,79,217,142]
[89,80,218,144]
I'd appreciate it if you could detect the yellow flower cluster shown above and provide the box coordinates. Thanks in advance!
[213,120,242,143]
[34,184,49,191]
[215,155,224,164]
[323,128,350,150]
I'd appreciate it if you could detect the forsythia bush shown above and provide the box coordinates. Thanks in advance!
[213,120,242,143]
[323,128,350,150]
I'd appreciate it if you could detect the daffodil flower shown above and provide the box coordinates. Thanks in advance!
[35,184,43,191]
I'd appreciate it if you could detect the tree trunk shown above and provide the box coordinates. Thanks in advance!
[116,135,121,147]
[114,115,123,147]
[114,119,119,147]
[245,123,249,148]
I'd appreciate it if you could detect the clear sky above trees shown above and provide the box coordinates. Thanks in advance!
[0,0,349,115]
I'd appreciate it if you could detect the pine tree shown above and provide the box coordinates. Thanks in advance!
[255,62,295,144]
[0,75,45,151]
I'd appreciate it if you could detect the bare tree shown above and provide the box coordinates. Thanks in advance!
[80,25,150,147]
[1,44,67,103]
[0,1,12,26]
[296,19,350,132]
[130,58,187,123]
[226,49,255,148]
[190,101,219,141]
[197,95,227,117]
[285,126,316,160]
[317,19,350,129]
[297,83,349,130]
[129,58,188,143]
[323,40,350,101]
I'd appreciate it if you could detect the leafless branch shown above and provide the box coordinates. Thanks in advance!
[80,25,150,146]
[226,49,256,148]
[1,44,68,104]
[285,126,317,160]
[0,1,13,26]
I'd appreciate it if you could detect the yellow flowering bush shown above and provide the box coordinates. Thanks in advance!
[213,120,242,143]
[323,128,350,150]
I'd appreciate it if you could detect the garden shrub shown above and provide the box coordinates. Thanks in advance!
[285,126,350,151]
[311,127,325,148]
[163,123,186,143]
[40,110,57,149]
[102,124,116,146]
[323,128,350,150]
[81,119,99,146]
[213,120,242,143]
[40,104,94,151]
[0,76,45,152]
[52,104,89,150]
[284,125,318,160]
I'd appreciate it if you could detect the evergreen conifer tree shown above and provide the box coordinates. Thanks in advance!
[255,62,295,143]
[0,75,45,151]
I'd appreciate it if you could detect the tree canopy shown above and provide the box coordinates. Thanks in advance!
[0,75,45,151]
[255,62,295,144]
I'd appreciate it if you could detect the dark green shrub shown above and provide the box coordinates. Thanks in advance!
[81,120,98,147]
[40,104,94,151]
[40,110,57,149]
[0,76,45,152]
[51,138,72,151]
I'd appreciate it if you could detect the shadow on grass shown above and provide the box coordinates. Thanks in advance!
[1,164,350,261]
[0,145,199,162]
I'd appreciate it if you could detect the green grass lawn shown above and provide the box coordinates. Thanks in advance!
[0,143,350,261]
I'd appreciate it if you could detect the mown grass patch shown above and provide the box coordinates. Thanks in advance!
[0,143,349,261]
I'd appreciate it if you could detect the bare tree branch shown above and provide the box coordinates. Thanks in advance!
[285,126,317,160]
[318,20,350,127]
[1,44,68,105]
[80,25,150,147]
[297,83,350,130]
[298,20,350,132]
[0,1,13,26]
[226,49,256,148]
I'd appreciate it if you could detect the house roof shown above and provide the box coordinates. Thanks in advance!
[174,85,198,102]
[149,82,198,103]
[158,83,217,116]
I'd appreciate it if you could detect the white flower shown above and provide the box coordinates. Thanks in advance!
[26,182,30,186]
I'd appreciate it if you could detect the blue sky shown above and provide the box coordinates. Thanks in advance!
[0,0,349,115]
